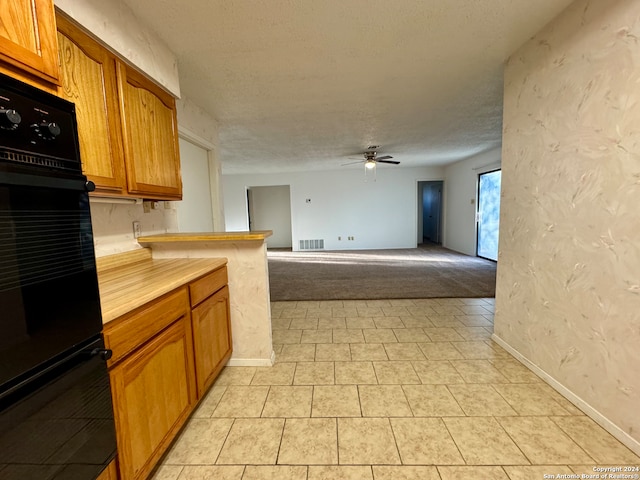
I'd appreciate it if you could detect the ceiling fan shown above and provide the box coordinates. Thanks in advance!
[343,146,400,170]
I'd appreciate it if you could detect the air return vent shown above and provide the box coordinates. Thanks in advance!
[299,239,324,250]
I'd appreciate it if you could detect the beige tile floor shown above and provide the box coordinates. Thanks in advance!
[154,298,640,480]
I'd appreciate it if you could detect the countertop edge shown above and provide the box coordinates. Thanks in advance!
[137,231,273,243]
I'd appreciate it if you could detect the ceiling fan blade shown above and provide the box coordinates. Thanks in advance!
[375,155,394,161]
[341,160,364,166]
[376,160,400,165]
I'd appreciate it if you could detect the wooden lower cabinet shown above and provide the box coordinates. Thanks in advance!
[103,265,231,479]
[192,285,232,397]
[109,315,196,480]
[97,459,119,480]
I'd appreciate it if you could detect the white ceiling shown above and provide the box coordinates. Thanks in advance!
[120,0,574,174]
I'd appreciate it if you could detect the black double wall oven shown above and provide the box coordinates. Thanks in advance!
[0,72,116,479]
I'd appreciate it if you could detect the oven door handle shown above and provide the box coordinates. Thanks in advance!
[0,170,88,191]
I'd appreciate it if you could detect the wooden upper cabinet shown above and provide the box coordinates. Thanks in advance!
[56,14,127,195]
[117,63,182,200]
[0,0,59,84]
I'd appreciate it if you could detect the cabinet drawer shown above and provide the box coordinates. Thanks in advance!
[104,287,189,365]
[189,267,228,308]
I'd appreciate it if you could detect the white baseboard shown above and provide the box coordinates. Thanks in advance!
[492,333,640,457]
[227,353,275,367]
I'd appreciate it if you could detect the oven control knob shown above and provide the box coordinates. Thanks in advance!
[0,109,21,130]
[32,121,61,140]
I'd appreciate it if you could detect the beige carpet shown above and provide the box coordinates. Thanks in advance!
[267,244,496,301]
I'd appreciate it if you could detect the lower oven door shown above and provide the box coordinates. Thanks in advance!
[0,336,116,480]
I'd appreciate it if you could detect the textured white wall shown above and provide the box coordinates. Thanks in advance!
[223,167,444,250]
[495,0,640,453]
[443,148,501,256]
[90,201,177,257]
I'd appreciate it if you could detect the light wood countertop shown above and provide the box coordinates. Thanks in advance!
[137,231,272,243]
[98,253,227,324]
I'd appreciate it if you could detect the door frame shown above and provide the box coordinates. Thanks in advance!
[476,168,501,261]
[417,180,444,245]
[178,126,225,231]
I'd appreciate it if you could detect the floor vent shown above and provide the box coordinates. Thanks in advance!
[299,239,324,250]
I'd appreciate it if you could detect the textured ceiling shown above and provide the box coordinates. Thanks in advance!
[120,0,574,174]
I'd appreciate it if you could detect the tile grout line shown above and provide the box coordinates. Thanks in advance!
[213,417,237,466]
[335,417,340,466]
[492,415,535,466]
[547,415,598,464]
[259,385,271,418]
[274,417,287,466]
[440,415,468,466]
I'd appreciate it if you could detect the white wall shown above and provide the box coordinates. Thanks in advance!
[443,148,501,256]
[90,200,177,257]
[224,166,444,250]
[495,0,640,454]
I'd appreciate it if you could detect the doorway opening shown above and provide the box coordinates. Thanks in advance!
[247,185,293,249]
[476,169,501,261]
[418,181,443,245]
[177,137,214,232]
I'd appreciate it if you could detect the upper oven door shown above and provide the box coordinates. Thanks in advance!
[0,168,102,395]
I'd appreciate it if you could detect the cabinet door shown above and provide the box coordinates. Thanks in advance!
[96,459,118,480]
[192,286,232,397]
[117,62,182,200]
[110,317,196,480]
[0,0,59,84]
[56,14,127,195]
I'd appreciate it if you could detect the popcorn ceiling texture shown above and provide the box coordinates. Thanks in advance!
[495,0,640,449]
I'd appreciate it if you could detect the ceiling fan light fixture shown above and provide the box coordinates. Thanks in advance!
[365,159,376,169]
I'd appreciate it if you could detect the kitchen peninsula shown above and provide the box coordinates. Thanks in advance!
[137,230,275,366]
[97,248,234,480]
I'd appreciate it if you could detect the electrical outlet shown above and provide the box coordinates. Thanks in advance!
[338,236,342,241]
[152,201,160,209]
[132,221,142,238]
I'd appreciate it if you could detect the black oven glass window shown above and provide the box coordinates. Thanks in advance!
[0,183,102,392]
